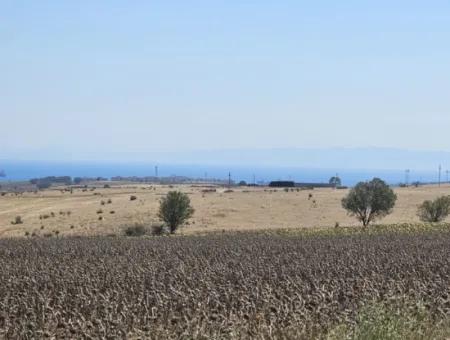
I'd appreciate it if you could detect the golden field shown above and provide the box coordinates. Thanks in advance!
[0,183,449,238]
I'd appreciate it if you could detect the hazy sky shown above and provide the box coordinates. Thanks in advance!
[2,1,450,159]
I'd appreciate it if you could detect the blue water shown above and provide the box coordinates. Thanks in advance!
[0,160,443,187]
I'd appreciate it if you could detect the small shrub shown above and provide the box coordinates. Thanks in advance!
[50,212,55,218]
[110,210,115,214]
[24,231,30,237]
[97,209,103,214]
[98,216,103,221]
[124,224,148,237]
[308,193,313,200]
[100,200,105,205]
[70,225,75,229]
[151,224,167,236]
[107,199,112,204]
[11,216,23,225]
[43,233,53,238]
[104,184,111,188]
[130,195,137,201]
[417,196,450,223]
[284,188,289,192]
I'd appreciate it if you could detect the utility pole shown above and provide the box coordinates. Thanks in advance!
[446,170,449,184]
[439,165,442,187]
[253,174,256,185]
[405,169,410,186]
[228,172,231,188]
[155,165,158,178]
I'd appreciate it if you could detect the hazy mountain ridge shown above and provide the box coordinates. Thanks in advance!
[4,147,448,171]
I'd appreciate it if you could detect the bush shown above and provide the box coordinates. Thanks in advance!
[11,216,23,225]
[417,196,450,223]
[124,224,148,237]
[158,191,194,234]
[130,195,137,201]
[342,178,397,227]
[151,224,167,236]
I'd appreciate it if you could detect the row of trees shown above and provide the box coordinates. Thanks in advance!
[342,178,450,226]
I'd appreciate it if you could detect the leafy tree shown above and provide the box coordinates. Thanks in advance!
[417,196,450,223]
[329,176,342,187]
[342,178,397,227]
[158,191,194,234]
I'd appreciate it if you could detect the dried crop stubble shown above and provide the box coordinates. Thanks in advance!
[0,231,450,338]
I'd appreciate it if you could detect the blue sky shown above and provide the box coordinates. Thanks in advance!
[2,1,450,160]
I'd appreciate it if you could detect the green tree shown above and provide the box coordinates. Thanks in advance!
[417,196,450,223]
[329,176,342,187]
[158,191,194,234]
[342,178,397,227]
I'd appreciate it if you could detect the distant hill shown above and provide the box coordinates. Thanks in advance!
[2,147,450,171]
[88,147,450,171]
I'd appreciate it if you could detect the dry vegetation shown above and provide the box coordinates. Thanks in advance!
[1,183,450,237]
[1,228,450,338]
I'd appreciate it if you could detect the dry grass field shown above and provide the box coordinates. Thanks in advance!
[0,183,450,238]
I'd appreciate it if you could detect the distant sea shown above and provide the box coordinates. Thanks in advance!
[0,160,443,187]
